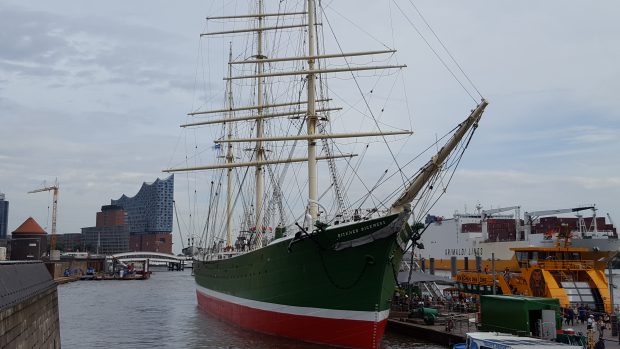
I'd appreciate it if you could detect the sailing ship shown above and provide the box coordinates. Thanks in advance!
[165,1,487,348]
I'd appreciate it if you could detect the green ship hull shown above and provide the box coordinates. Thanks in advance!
[194,210,412,349]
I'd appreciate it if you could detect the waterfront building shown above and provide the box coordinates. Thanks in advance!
[111,175,173,254]
[9,217,48,260]
[128,233,171,254]
[81,227,129,255]
[96,204,126,227]
[54,233,82,252]
[81,205,129,255]
[0,193,8,241]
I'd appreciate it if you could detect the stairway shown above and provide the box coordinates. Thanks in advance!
[591,288,605,313]
[421,281,445,300]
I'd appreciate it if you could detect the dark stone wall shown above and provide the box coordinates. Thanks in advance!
[9,234,48,260]
[0,262,61,348]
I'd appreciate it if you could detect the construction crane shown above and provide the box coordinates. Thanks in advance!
[523,205,595,241]
[28,180,59,252]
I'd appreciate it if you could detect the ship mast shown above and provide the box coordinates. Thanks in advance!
[226,44,234,249]
[306,0,318,222]
[255,0,266,246]
[166,3,411,246]
[390,99,488,214]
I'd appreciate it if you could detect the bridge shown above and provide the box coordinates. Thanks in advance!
[109,252,190,267]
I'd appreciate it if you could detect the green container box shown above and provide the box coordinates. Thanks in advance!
[480,295,561,336]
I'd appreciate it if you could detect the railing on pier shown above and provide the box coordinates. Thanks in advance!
[528,260,594,270]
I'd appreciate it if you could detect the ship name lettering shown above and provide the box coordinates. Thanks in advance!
[336,221,384,239]
[444,248,483,256]
[337,229,358,239]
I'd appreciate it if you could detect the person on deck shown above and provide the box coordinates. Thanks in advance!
[578,305,587,324]
[566,307,575,326]
[597,318,605,340]
[603,313,610,330]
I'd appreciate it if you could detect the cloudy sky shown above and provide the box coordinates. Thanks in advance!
[1,1,619,253]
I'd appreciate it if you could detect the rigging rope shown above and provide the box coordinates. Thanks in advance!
[320,2,408,187]
[391,0,479,103]
[201,181,215,249]
[407,0,484,99]
[173,200,186,250]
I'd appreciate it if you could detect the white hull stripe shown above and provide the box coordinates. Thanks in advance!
[196,284,390,322]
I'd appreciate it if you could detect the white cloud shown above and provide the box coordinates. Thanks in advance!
[431,169,620,222]
[1,0,619,254]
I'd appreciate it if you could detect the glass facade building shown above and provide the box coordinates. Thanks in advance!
[81,226,130,255]
[111,175,174,234]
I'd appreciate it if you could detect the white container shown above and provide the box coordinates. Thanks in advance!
[0,247,6,261]
[50,249,60,261]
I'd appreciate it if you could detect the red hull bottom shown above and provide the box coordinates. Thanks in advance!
[196,289,387,349]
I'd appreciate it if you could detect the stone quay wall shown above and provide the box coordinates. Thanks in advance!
[0,262,61,349]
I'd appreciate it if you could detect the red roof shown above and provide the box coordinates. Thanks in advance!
[12,217,47,235]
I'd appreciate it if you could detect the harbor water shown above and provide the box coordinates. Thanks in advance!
[58,269,445,348]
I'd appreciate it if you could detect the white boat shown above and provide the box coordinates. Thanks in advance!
[457,332,582,349]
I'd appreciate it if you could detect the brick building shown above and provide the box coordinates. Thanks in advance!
[54,233,82,252]
[81,205,129,255]
[9,217,48,260]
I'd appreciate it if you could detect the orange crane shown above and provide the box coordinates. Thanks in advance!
[28,180,59,251]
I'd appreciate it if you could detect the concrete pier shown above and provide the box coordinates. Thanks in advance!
[0,261,61,348]
[388,310,620,348]
[387,318,466,347]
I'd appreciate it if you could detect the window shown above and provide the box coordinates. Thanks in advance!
[515,251,524,262]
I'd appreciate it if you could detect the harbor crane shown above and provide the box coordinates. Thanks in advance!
[28,180,60,251]
[480,206,521,241]
[481,206,521,220]
[523,205,595,241]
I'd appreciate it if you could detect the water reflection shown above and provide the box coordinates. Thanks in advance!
[58,270,444,349]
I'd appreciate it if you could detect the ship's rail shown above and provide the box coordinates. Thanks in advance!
[202,251,242,261]
[518,259,594,270]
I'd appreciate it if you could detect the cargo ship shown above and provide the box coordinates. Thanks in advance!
[417,205,618,271]
[163,1,489,348]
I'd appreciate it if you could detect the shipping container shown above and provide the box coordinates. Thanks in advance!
[480,295,561,337]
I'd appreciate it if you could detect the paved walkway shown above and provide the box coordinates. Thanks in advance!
[561,320,620,348]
